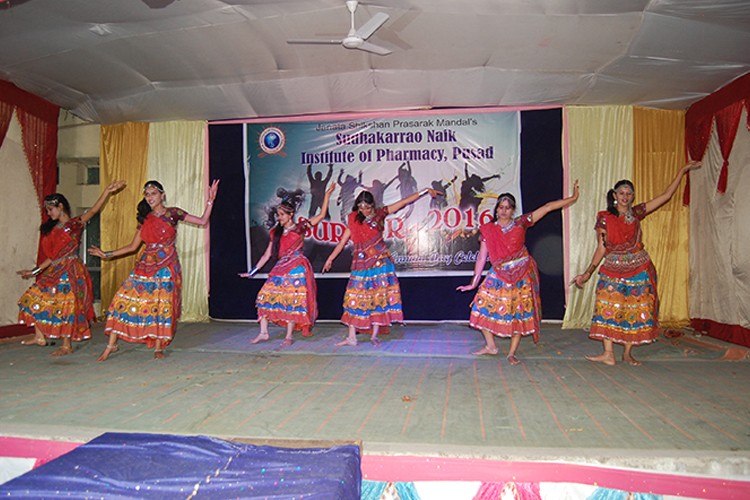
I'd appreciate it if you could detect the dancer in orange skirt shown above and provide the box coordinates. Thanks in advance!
[90,179,219,361]
[17,181,126,356]
[242,184,335,347]
[323,186,442,347]
[458,182,579,364]
[572,161,700,366]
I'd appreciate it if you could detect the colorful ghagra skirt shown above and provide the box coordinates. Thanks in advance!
[589,267,659,345]
[104,265,182,347]
[18,266,94,341]
[469,258,541,340]
[341,258,403,331]
[256,263,316,334]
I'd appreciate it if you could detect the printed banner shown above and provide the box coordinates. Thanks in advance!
[244,111,521,276]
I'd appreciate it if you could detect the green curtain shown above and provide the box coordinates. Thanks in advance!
[562,106,633,329]
[148,121,209,322]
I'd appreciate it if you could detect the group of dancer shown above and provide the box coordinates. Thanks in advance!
[17,160,700,366]
[18,179,219,361]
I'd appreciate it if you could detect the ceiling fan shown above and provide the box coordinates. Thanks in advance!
[287,0,392,56]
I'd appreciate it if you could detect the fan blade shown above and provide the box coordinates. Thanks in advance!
[287,38,343,45]
[357,41,392,56]
[354,12,389,40]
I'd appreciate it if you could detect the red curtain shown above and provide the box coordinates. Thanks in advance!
[0,80,58,207]
[0,79,59,264]
[0,101,14,150]
[682,114,712,204]
[684,72,750,204]
[713,101,743,194]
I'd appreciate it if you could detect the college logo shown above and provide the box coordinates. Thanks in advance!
[258,127,286,156]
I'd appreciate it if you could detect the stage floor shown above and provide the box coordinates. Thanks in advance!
[1,321,748,482]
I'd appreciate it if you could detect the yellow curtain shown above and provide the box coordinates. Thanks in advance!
[148,121,209,322]
[563,106,633,329]
[100,123,149,313]
[633,107,689,328]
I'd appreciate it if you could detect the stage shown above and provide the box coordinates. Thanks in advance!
[1,321,748,498]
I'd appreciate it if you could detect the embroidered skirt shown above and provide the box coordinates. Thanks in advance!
[18,266,94,341]
[468,263,541,340]
[256,263,316,334]
[341,258,403,330]
[104,265,182,347]
[589,267,659,345]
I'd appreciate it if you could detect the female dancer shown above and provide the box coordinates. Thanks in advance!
[242,184,335,347]
[90,179,219,361]
[457,183,579,364]
[572,162,700,366]
[323,186,441,347]
[17,180,126,356]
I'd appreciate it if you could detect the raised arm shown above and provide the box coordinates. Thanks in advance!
[386,187,442,215]
[571,228,607,288]
[183,179,220,226]
[88,229,144,261]
[643,161,701,214]
[322,227,351,272]
[308,183,336,226]
[529,180,579,223]
[456,239,489,292]
[80,180,126,224]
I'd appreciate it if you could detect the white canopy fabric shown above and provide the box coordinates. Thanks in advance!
[1,0,749,124]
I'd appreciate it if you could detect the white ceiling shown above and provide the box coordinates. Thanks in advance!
[1,0,748,125]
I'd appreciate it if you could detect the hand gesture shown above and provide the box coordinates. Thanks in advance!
[207,179,220,203]
[571,180,580,200]
[570,274,588,289]
[17,269,35,280]
[105,180,127,194]
[322,259,333,273]
[88,245,106,259]
[682,160,702,174]
[456,283,475,292]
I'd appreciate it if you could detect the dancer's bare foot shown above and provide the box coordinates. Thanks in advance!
[50,346,73,357]
[586,351,615,366]
[507,354,520,365]
[623,355,641,366]
[336,337,357,347]
[97,344,119,362]
[280,338,294,347]
[154,349,165,360]
[21,337,47,347]
[472,345,499,356]
[370,337,381,347]
[250,332,269,344]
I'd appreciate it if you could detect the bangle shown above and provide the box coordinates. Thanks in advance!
[421,188,429,196]
[585,263,597,275]
[31,266,42,277]
[207,201,213,206]
[248,267,259,276]
[105,251,114,259]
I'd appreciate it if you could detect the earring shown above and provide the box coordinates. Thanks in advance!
[614,200,618,205]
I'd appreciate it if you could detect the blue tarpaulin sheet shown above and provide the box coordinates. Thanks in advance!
[0,432,361,499]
